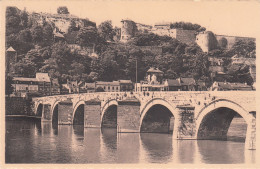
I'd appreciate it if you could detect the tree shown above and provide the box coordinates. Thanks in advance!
[26,49,44,69]
[230,40,256,58]
[31,25,43,44]
[170,22,206,32]
[98,20,115,41]
[68,20,79,32]
[57,6,69,14]
[6,7,21,35]
[125,49,146,82]
[5,76,14,96]
[227,64,253,85]
[42,23,54,45]
[13,57,37,77]
[18,29,32,42]
[131,33,171,46]
[68,62,85,81]
[89,72,99,82]
[76,26,98,47]
[20,10,28,28]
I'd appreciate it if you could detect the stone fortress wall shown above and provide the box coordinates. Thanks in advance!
[215,35,255,49]
[120,20,138,42]
[120,19,255,53]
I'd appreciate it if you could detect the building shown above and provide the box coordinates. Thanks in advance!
[231,54,255,66]
[51,78,60,95]
[196,80,208,91]
[164,79,181,91]
[6,47,17,74]
[12,77,39,97]
[249,65,256,90]
[135,68,166,92]
[96,81,121,92]
[146,67,164,84]
[85,83,96,93]
[208,57,225,73]
[11,73,53,97]
[210,81,253,91]
[118,80,134,91]
[164,78,206,91]
[179,78,197,91]
[36,73,51,96]
[61,84,70,94]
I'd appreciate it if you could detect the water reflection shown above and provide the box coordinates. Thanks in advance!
[197,140,245,163]
[140,133,172,163]
[173,140,197,163]
[100,128,117,163]
[117,133,140,163]
[5,117,255,164]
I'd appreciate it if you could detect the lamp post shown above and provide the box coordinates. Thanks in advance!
[135,56,138,92]
[136,56,138,84]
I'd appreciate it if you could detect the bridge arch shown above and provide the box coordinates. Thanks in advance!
[195,99,251,140]
[72,100,86,125]
[51,101,60,124]
[35,103,43,117]
[140,98,177,133]
[101,100,118,128]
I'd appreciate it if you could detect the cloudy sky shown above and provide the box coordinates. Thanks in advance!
[2,0,260,38]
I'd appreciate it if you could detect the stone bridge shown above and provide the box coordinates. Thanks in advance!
[32,91,256,150]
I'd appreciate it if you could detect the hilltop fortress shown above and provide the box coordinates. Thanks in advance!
[27,12,255,53]
[120,19,255,52]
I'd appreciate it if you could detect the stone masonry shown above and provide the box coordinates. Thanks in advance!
[33,91,256,150]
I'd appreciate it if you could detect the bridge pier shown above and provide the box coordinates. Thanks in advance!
[84,101,101,128]
[173,106,196,140]
[117,100,140,132]
[58,100,73,125]
[41,104,52,122]
[245,113,256,150]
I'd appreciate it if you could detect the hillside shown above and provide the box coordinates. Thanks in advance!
[5,6,256,85]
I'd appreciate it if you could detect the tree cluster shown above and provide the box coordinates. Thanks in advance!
[5,6,255,89]
[170,22,206,32]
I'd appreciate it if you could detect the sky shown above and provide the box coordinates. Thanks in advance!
[2,0,260,38]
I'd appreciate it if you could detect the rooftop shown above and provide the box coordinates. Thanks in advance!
[13,77,38,82]
[180,77,196,85]
[118,80,132,84]
[36,73,51,82]
[166,79,181,86]
[6,47,16,52]
[96,81,120,85]
[147,67,163,73]
[214,81,252,90]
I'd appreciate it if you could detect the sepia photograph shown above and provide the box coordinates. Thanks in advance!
[1,0,259,167]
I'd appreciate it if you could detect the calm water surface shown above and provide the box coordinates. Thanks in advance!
[5,117,255,164]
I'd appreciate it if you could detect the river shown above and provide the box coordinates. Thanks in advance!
[5,117,255,164]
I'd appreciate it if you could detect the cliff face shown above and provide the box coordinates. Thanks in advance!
[29,12,96,34]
